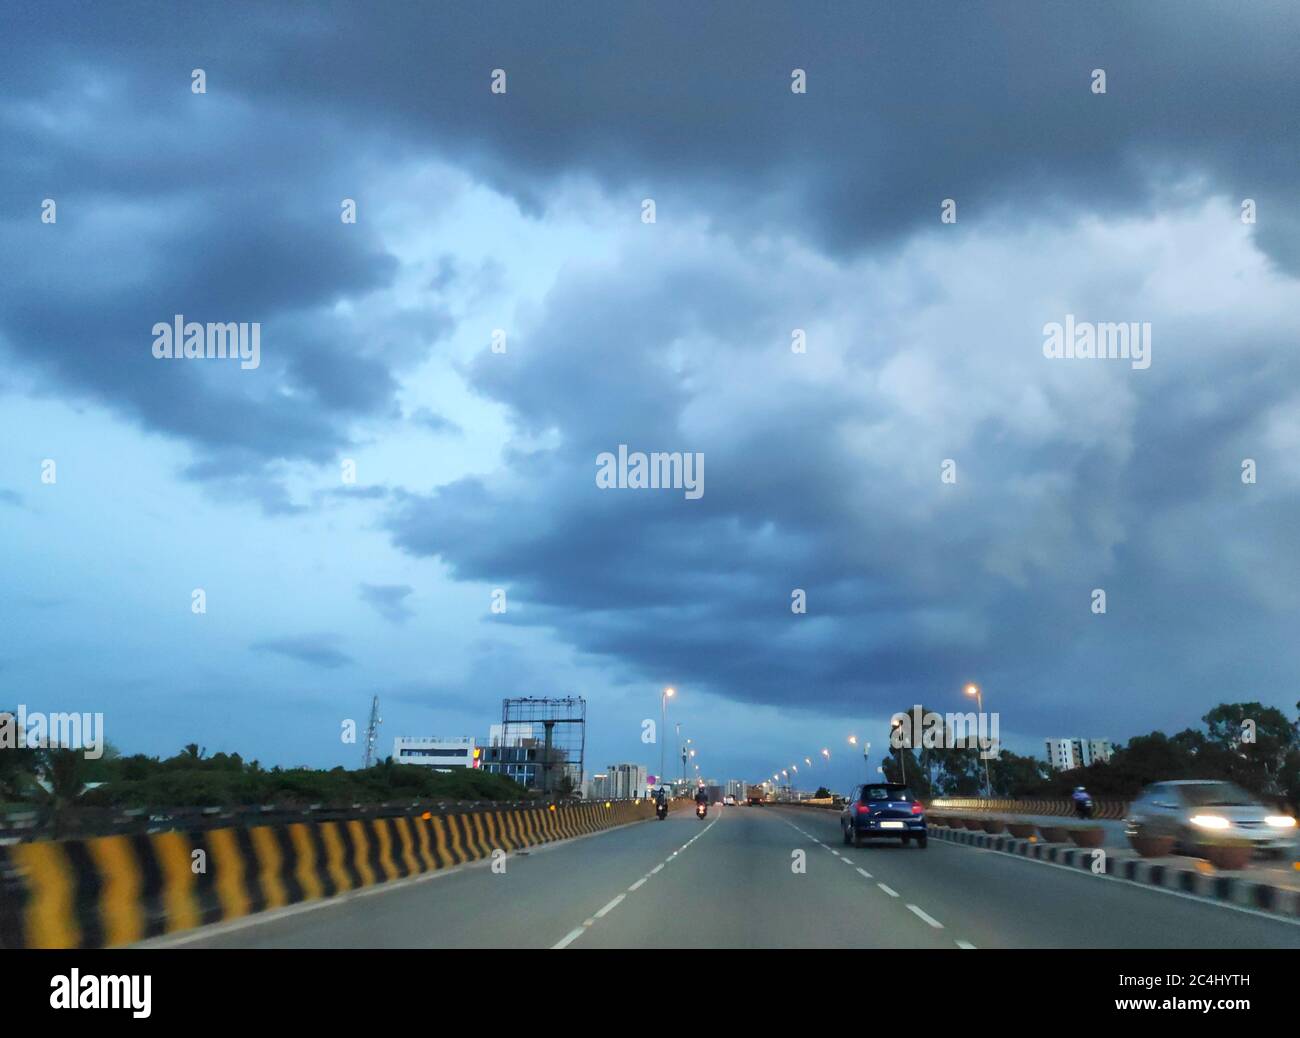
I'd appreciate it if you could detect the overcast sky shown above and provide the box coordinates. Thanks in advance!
[2,2,1298,790]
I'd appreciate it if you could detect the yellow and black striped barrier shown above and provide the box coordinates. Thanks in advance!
[0,798,667,948]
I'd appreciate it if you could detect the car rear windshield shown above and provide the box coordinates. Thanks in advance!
[1178,783,1256,807]
[861,786,913,802]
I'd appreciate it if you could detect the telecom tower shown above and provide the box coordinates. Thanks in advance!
[362,695,382,769]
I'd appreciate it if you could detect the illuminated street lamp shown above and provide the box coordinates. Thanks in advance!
[850,736,870,780]
[965,682,992,797]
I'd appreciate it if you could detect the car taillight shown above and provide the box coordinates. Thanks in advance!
[857,804,870,815]
[911,803,925,815]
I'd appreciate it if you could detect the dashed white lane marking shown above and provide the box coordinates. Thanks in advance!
[553,928,585,949]
[907,904,944,929]
[595,894,625,918]
[775,810,968,940]
[771,809,979,946]
[555,814,720,948]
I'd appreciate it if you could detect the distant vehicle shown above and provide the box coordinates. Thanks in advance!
[723,794,736,806]
[746,785,765,805]
[841,783,927,848]
[696,802,708,820]
[1126,780,1297,858]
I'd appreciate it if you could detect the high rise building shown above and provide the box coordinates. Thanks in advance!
[607,763,649,799]
[1045,738,1113,771]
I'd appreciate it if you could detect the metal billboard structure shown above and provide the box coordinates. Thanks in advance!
[499,697,586,797]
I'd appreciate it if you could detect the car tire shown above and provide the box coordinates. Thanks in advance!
[901,834,911,846]
[853,830,863,848]
[917,834,927,849]
[842,823,851,846]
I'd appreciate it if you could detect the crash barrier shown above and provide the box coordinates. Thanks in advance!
[0,798,671,948]
[774,797,1128,820]
[0,797,601,843]
[928,797,1129,820]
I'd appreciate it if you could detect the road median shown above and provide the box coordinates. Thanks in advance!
[928,821,1300,919]
[0,798,669,948]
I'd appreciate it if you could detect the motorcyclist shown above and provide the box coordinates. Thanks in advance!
[1072,786,1093,817]
[694,785,708,806]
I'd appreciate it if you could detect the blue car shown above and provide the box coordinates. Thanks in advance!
[841,783,927,848]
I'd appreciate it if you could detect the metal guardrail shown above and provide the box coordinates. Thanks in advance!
[0,797,657,843]
[928,797,1129,820]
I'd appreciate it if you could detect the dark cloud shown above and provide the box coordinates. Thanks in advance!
[409,408,461,436]
[3,2,1299,767]
[5,3,1296,267]
[384,228,1300,739]
[358,583,415,625]
[251,635,354,670]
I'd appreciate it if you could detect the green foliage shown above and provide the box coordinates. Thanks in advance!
[64,748,529,808]
[897,701,1300,810]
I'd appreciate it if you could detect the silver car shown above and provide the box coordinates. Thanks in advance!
[1126,780,1297,858]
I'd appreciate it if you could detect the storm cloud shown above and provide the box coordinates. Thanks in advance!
[3,3,1298,772]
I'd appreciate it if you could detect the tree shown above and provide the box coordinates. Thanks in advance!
[31,747,89,837]
[988,751,1049,797]
[1202,703,1296,796]
[0,708,41,801]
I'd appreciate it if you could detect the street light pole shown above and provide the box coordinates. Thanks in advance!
[660,687,675,788]
[890,719,908,785]
[965,683,992,797]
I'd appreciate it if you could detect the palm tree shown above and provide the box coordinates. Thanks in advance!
[33,748,88,838]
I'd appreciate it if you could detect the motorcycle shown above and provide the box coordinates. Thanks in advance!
[696,802,708,820]
[655,799,668,820]
[1074,797,1095,820]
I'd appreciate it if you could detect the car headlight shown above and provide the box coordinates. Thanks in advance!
[1265,815,1297,829]
[1190,814,1230,830]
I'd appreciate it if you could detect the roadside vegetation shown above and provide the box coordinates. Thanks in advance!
[0,739,528,815]
[879,701,1300,811]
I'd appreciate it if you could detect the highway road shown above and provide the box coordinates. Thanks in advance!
[152,804,1300,949]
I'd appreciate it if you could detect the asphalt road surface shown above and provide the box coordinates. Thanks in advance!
[154,804,1300,949]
